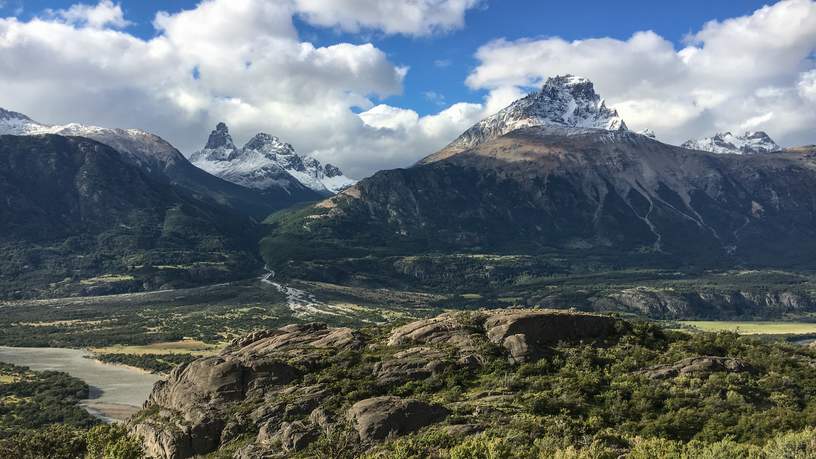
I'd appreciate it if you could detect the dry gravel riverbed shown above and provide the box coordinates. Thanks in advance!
[0,346,160,422]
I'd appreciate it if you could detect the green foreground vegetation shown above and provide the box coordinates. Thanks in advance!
[0,363,143,458]
[0,362,94,438]
[338,325,816,458]
[5,316,816,457]
[122,312,816,459]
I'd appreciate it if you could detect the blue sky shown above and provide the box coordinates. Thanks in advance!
[0,1,813,177]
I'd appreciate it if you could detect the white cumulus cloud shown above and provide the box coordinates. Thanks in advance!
[49,0,131,29]
[292,0,481,36]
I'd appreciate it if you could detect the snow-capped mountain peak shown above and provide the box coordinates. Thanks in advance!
[242,133,294,156]
[682,131,781,155]
[0,107,185,170]
[447,74,627,152]
[189,123,354,195]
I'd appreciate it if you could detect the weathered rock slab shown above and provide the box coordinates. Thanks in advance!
[483,310,623,362]
[348,396,448,441]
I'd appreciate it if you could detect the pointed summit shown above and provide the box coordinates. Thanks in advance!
[205,122,236,151]
[436,75,627,157]
[682,131,780,155]
[243,133,296,156]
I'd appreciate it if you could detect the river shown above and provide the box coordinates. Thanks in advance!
[0,346,161,422]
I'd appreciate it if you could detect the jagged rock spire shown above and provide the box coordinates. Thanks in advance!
[205,122,236,151]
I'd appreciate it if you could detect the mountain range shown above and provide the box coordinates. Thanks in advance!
[1,75,814,298]
[262,75,816,287]
[0,108,322,219]
[190,122,354,195]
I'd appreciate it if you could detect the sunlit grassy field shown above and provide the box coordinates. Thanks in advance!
[680,321,816,335]
[90,339,221,356]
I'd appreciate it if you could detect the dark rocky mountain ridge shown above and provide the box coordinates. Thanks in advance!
[0,134,261,298]
[0,107,320,219]
[263,126,816,277]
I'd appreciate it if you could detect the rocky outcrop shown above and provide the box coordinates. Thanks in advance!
[638,356,752,380]
[599,287,816,319]
[133,422,196,459]
[131,310,624,458]
[348,396,448,441]
[374,347,450,384]
[387,313,480,349]
[131,322,365,459]
[483,310,625,362]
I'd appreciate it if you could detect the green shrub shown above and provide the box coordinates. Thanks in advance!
[0,424,86,459]
[449,434,513,459]
[86,424,143,459]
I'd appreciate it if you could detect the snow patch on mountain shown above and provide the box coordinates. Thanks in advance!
[448,75,628,151]
[190,123,354,195]
[0,107,184,172]
[681,131,781,155]
[637,129,656,139]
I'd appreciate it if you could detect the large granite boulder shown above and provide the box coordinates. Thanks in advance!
[347,396,448,441]
[387,314,479,350]
[374,347,450,385]
[483,310,625,362]
[132,422,195,459]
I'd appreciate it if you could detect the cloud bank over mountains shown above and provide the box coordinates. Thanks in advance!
[0,0,813,178]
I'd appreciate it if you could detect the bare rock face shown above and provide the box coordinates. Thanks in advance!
[132,422,196,459]
[229,323,364,365]
[348,396,449,441]
[638,356,751,380]
[278,421,321,451]
[374,347,450,385]
[132,322,365,459]
[387,314,478,349]
[483,310,625,362]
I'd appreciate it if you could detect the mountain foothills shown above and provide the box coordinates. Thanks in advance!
[262,76,816,291]
[0,134,261,298]
[191,122,354,195]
